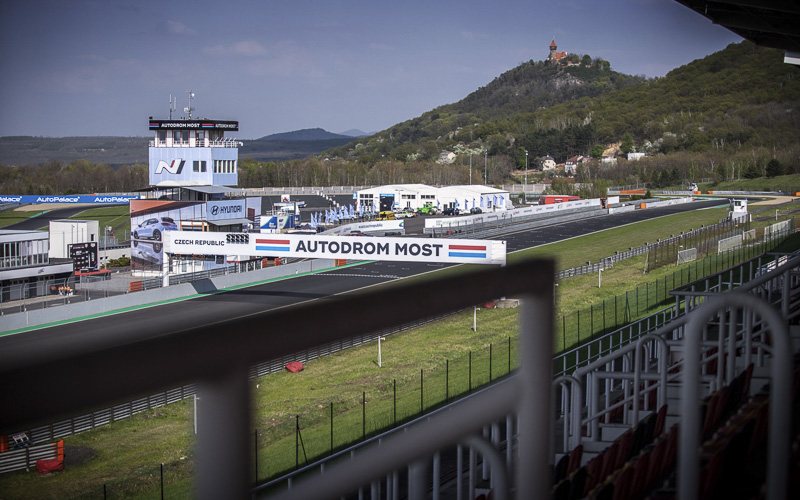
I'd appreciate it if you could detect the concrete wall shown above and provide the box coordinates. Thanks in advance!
[3,259,338,332]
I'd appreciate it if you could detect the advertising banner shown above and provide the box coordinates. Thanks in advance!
[424,198,603,229]
[0,195,138,204]
[207,200,246,221]
[165,231,506,266]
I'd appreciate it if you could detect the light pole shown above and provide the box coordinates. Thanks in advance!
[524,150,529,204]
[484,149,488,184]
[469,152,472,185]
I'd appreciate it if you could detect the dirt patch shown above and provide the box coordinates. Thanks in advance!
[64,446,97,467]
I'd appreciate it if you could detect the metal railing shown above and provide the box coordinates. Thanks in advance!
[0,260,556,500]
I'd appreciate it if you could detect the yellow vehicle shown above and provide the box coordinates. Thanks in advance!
[377,211,395,221]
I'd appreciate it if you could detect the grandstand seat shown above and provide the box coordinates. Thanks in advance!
[567,466,588,500]
[567,444,583,475]
[613,431,632,471]
[553,454,570,484]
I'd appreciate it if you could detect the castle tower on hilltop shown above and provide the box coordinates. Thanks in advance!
[547,39,567,65]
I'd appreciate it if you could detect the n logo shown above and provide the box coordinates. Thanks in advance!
[155,159,185,174]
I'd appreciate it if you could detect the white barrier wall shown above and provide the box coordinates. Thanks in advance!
[321,220,405,235]
[165,231,507,265]
[424,198,602,229]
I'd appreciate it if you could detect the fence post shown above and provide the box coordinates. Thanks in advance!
[330,402,333,455]
[393,380,397,427]
[254,429,258,483]
[469,351,472,392]
[362,392,366,441]
[296,416,300,470]
[420,369,424,415]
[486,341,493,383]
[160,462,164,500]
[508,336,511,373]
[446,360,449,402]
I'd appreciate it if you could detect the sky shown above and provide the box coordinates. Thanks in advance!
[0,0,742,139]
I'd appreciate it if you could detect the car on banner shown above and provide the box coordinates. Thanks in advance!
[132,217,177,241]
[377,211,395,221]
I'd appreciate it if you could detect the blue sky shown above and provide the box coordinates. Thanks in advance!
[0,0,741,139]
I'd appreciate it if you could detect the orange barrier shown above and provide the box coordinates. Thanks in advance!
[335,259,347,266]
[0,435,8,452]
[57,440,64,461]
[620,190,646,194]
[274,257,282,266]
[129,281,143,292]
[639,203,647,209]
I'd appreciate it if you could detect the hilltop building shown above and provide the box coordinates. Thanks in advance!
[547,40,568,65]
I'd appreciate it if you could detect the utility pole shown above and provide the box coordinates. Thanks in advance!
[525,150,529,204]
[484,149,488,184]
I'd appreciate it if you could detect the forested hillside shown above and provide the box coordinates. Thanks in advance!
[328,42,800,169]
[2,41,799,194]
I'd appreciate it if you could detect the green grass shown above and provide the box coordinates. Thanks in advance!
[69,206,131,239]
[699,173,800,193]
[0,210,51,229]
[0,204,795,498]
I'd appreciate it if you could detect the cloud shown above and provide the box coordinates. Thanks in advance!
[202,40,269,57]
[232,40,269,57]
[461,31,488,41]
[368,42,393,51]
[166,20,195,36]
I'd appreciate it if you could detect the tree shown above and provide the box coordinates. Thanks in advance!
[765,158,784,177]
[620,132,635,155]
[589,144,604,159]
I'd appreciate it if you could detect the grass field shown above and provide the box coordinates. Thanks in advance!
[0,202,797,498]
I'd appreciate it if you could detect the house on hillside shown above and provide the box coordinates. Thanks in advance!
[627,152,646,161]
[564,155,585,175]
[540,156,556,171]
[437,151,456,165]
[601,156,618,165]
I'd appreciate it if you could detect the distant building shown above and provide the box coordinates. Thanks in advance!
[601,156,618,165]
[564,155,584,175]
[547,40,568,65]
[540,156,556,171]
[627,152,646,161]
[438,151,457,164]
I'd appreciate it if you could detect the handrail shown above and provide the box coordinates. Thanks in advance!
[679,292,791,500]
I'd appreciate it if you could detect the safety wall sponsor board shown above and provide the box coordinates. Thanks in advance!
[165,231,506,265]
[424,198,602,229]
[0,195,138,204]
[322,220,405,235]
[207,200,246,221]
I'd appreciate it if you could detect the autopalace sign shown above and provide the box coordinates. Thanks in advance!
[0,195,139,204]
[165,231,506,265]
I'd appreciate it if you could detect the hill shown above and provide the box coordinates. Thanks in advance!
[325,42,800,169]
[0,129,356,166]
[258,128,352,141]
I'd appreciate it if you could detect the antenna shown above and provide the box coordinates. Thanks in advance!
[169,94,175,119]
[184,90,195,119]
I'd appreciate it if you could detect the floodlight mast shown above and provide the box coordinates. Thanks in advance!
[184,90,195,119]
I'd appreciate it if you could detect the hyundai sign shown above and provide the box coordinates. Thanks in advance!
[165,231,506,265]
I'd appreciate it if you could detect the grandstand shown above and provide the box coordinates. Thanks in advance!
[1,243,799,499]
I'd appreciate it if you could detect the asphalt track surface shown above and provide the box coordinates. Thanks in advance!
[0,198,727,368]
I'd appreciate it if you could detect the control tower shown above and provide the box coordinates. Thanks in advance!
[148,94,240,187]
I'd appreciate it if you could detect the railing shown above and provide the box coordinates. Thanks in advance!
[0,260,556,500]
[148,138,241,148]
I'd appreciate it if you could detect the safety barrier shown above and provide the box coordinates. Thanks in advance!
[0,440,63,475]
